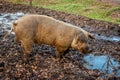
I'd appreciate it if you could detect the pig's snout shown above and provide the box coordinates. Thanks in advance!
[80,46,93,54]
[88,47,93,53]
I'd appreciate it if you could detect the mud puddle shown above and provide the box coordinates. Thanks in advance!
[0,12,24,34]
[83,54,120,76]
[94,34,120,42]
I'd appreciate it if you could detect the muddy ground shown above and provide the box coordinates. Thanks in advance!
[0,0,120,80]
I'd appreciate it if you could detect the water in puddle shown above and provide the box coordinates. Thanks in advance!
[83,54,120,76]
[0,12,24,34]
[94,34,120,42]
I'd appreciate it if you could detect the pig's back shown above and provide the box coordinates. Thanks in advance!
[37,15,77,47]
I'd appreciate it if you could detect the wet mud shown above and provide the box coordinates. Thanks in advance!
[0,0,120,80]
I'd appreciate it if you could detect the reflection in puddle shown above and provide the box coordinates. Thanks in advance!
[83,54,120,76]
[94,34,120,42]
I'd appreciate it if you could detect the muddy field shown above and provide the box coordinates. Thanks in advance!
[0,0,120,80]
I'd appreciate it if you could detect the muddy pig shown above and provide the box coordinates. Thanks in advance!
[12,14,94,60]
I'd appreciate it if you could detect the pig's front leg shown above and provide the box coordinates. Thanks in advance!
[21,40,33,61]
[55,47,68,61]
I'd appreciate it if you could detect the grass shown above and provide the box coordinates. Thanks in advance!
[7,0,120,24]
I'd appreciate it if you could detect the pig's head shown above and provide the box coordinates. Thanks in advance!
[71,32,94,54]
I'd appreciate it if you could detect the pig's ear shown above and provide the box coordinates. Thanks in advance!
[88,33,95,39]
[77,33,87,43]
[13,21,18,26]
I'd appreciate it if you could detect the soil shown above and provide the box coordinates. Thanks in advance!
[0,0,120,80]
[98,0,120,5]
[110,10,120,20]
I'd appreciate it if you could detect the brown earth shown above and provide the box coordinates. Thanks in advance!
[0,0,120,80]
[110,10,120,20]
[98,0,120,5]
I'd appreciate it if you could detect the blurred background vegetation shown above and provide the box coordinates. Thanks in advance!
[6,0,120,24]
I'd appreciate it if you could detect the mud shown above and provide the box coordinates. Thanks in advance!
[0,0,120,80]
[94,34,120,42]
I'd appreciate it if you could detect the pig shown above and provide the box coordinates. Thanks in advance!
[11,14,94,61]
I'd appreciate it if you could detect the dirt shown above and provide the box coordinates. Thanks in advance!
[98,0,120,5]
[0,0,120,80]
[110,10,120,20]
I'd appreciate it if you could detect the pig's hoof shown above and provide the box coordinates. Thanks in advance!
[23,58,29,63]
[56,58,61,61]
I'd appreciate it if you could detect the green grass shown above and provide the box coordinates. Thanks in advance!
[7,0,120,24]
